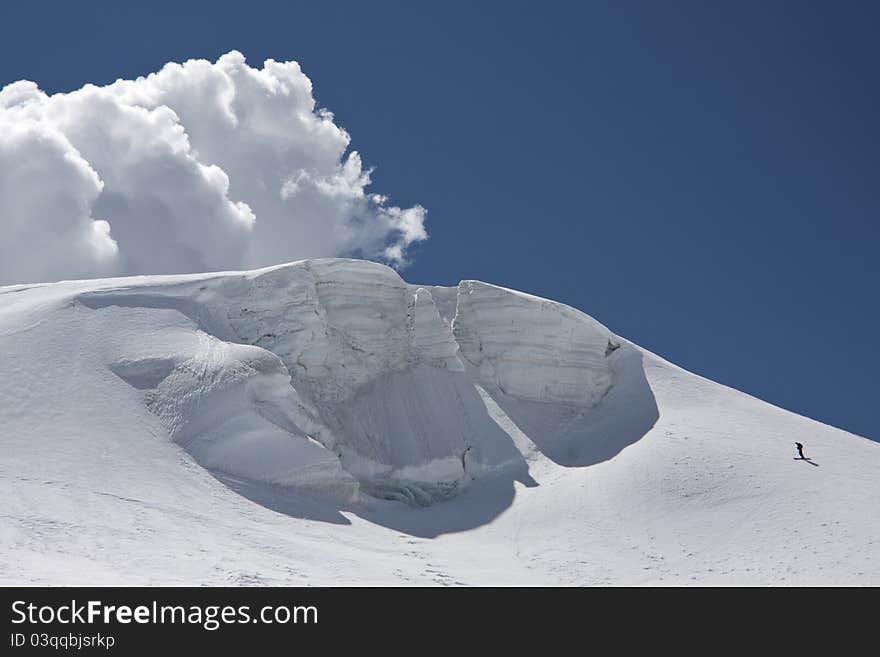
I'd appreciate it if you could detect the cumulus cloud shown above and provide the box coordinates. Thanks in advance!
[0,51,427,285]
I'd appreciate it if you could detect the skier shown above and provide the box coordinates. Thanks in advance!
[795,442,805,459]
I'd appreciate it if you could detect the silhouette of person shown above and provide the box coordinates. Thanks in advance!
[461,446,472,473]
[795,442,805,459]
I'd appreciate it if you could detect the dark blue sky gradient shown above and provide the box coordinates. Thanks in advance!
[1,1,877,439]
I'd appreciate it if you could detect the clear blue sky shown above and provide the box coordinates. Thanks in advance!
[2,1,877,440]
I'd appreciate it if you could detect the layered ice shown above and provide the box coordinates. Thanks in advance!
[70,258,635,504]
[454,280,616,406]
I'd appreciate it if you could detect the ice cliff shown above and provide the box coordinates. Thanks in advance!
[75,258,639,505]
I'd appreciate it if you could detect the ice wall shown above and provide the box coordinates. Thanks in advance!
[453,280,616,406]
[78,259,634,505]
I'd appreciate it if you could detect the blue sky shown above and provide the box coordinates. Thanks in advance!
[1,1,877,440]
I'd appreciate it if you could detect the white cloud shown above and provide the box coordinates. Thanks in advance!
[0,51,427,285]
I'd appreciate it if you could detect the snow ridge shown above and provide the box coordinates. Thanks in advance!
[2,258,878,585]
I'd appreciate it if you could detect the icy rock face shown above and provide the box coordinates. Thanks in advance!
[453,280,616,407]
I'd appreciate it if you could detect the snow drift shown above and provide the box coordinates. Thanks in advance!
[0,259,877,585]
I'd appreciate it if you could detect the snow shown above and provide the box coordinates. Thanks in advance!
[0,258,877,585]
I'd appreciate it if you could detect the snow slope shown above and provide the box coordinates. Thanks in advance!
[0,259,877,585]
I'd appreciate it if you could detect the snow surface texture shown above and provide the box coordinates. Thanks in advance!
[1,259,877,585]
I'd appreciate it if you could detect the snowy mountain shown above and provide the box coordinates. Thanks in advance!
[0,258,877,585]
